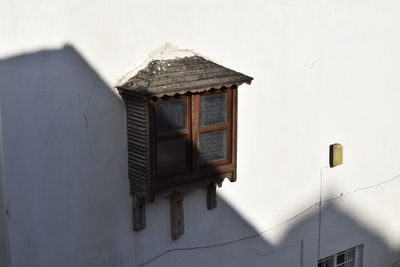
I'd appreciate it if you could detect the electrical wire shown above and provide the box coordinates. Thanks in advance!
[255,241,299,256]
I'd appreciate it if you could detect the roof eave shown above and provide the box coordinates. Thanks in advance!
[117,75,253,98]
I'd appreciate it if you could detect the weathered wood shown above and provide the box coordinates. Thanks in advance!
[207,183,217,210]
[170,191,184,240]
[118,53,252,238]
[117,56,253,96]
[126,96,149,197]
[150,88,236,191]
[198,122,229,133]
[133,196,146,231]
[231,87,238,182]
[191,95,200,173]
[153,163,236,190]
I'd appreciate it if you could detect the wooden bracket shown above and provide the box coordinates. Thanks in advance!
[133,195,146,231]
[170,191,184,240]
[207,183,217,210]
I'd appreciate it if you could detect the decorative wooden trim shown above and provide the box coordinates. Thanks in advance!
[133,195,146,231]
[150,83,245,98]
[147,99,156,201]
[170,191,184,240]
[207,183,217,210]
[126,95,151,198]
[156,130,190,141]
[231,88,238,182]
[153,164,236,190]
[198,123,229,133]
[191,95,200,172]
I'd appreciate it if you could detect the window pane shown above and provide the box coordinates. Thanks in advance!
[200,130,226,162]
[325,257,333,267]
[157,138,187,176]
[319,248,358,267]
[337,253,345,264]
[318,257,334,267]
[200,93,227,126]
[348,249,355,260]
[156,98,186,134]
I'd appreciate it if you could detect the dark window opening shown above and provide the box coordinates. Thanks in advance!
[152,89,235,189]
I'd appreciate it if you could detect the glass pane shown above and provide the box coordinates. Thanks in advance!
[348,249,355,260]
[157,138,187,176]
[325,257,334,267]
[337,253,345,264]
[156,98,186,134]
[200,93,227,126]
[348,260,355,267]
[318,257,334,267]
[200,130,226,162]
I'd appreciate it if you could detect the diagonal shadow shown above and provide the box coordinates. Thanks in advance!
[140,194,400,267]
[0,45,134,267]
[0,45,398,267]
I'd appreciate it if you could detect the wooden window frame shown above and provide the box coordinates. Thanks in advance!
[149,87,238,191]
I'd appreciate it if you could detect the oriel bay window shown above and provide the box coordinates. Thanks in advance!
[155,97,191,178]
[117,54,252,239]
[153,90,235,190]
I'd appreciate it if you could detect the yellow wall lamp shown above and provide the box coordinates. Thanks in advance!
[329,143,343,168]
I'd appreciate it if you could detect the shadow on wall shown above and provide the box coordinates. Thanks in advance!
[140,195,400,267]
[126,55,400,267]
[0,45,399,267]
[0,45,134,267]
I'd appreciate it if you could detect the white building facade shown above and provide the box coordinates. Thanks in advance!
[1,0,400,266]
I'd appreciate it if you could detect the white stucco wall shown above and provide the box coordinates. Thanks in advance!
[1,0,400,266]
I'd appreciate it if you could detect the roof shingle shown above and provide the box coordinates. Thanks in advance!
[117,56,253,97]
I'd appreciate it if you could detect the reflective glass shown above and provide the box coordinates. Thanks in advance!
[156,98,186,134]
[200,93,227,126]
[348,249,355,260]
[318,257,334,267]
[200,130,226,162]
[337,253,345,264]
[157,138,187,175]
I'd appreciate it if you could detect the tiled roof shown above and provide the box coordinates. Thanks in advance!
[117,56,253,96]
